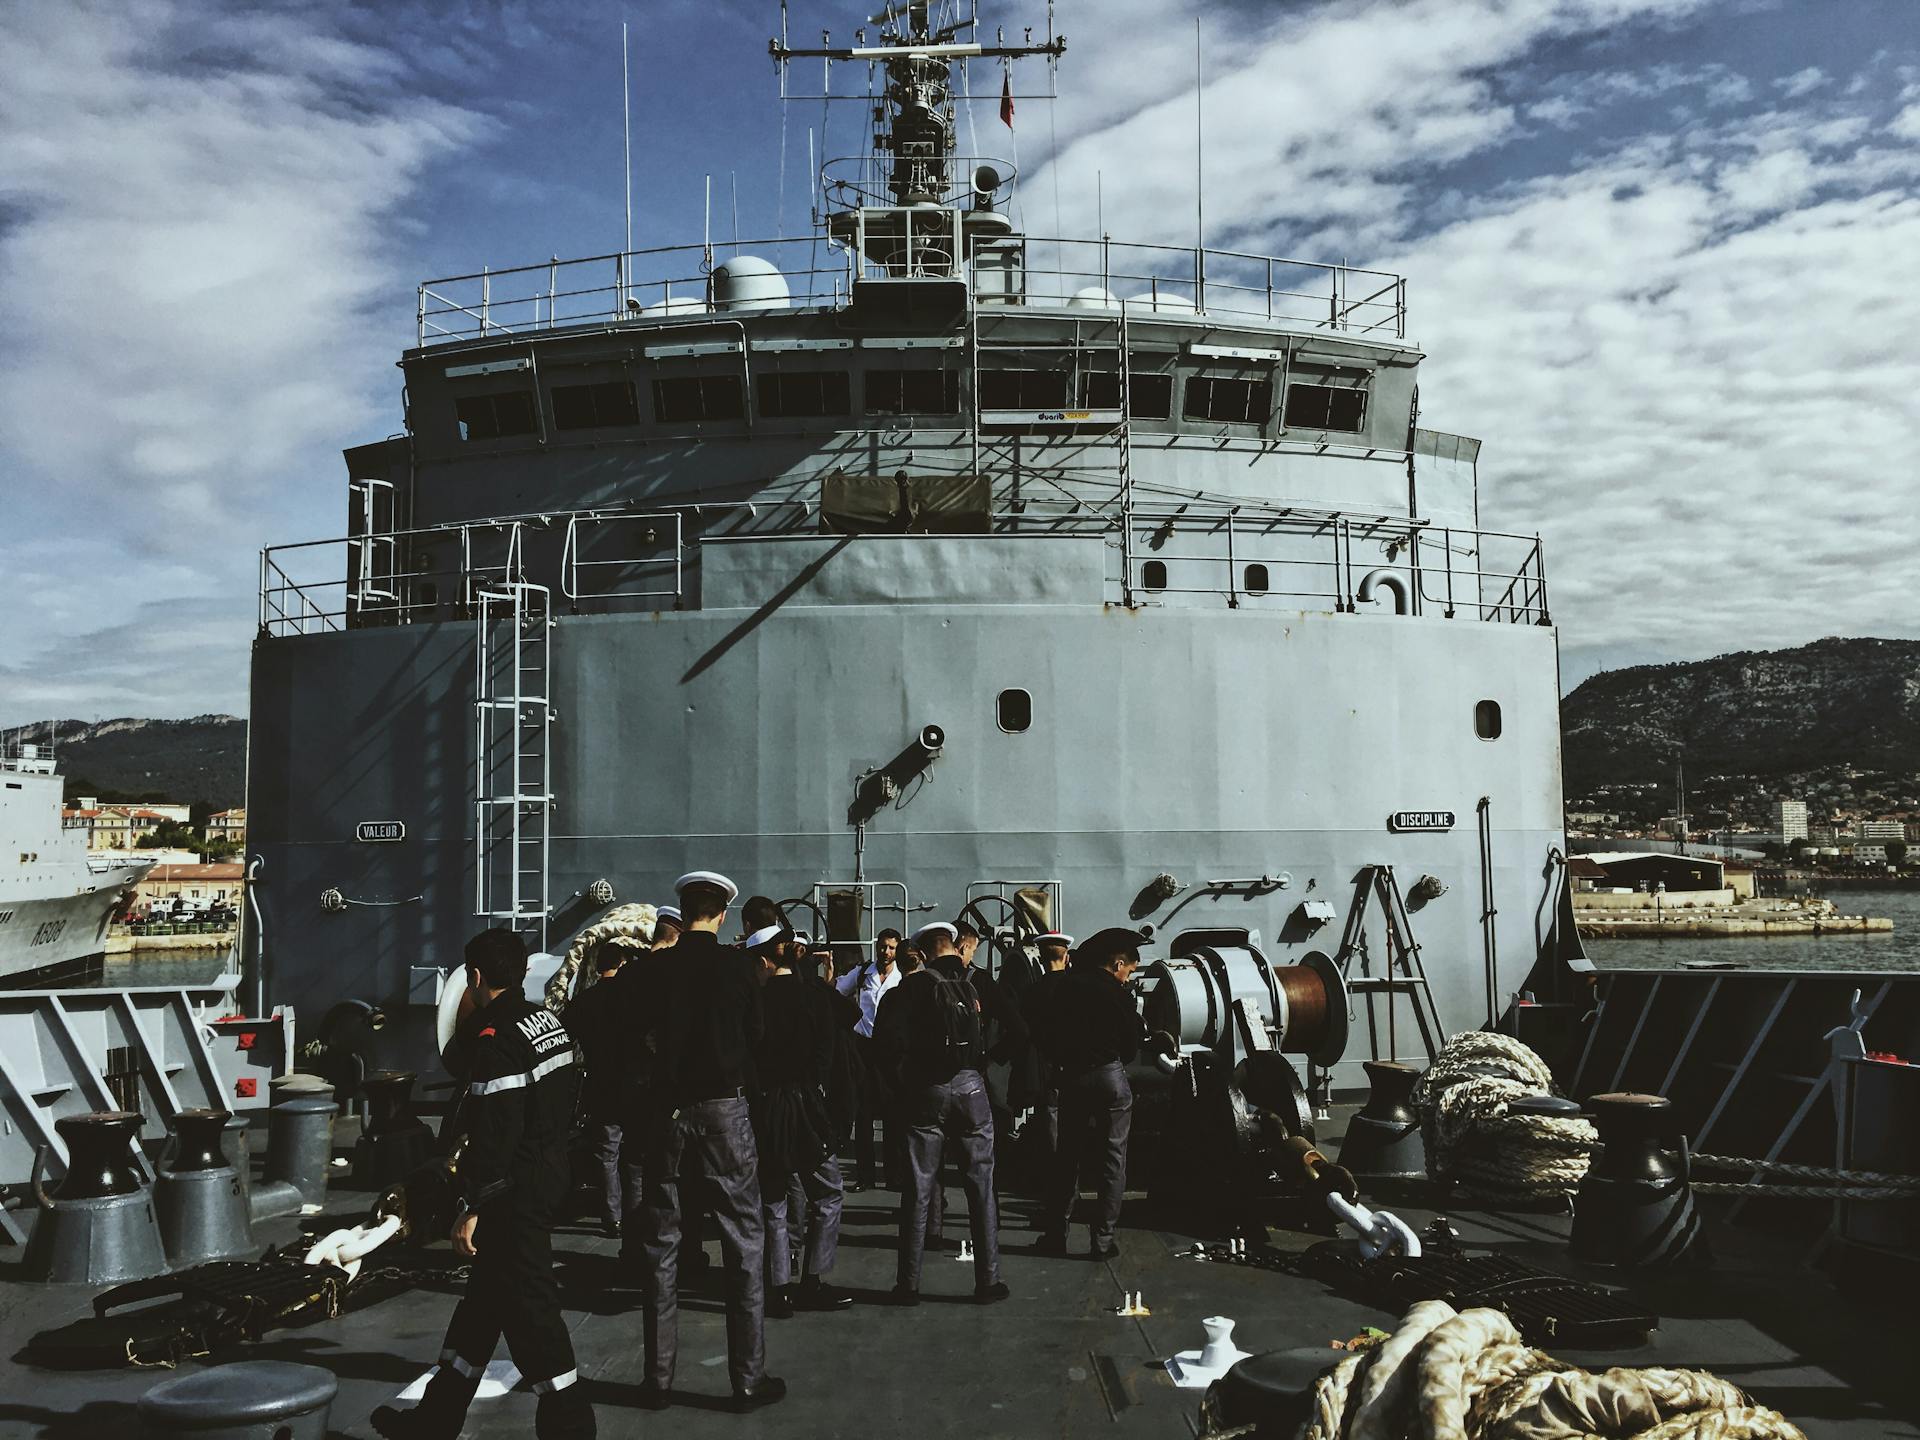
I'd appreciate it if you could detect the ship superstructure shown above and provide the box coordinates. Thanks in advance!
[248,1,1571,1085]
[0,743,152,985]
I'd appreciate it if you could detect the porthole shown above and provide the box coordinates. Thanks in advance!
[1475,699,1502,740]
[997,688,1032,734]
[1142,560,1168,591]
[1244,563,1270,596]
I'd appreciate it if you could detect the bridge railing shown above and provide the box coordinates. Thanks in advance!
[414,233,1407,346]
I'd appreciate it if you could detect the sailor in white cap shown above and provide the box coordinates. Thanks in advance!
[1037,932,1074,971]
[628,870,786,1411]
[652,905,684,950]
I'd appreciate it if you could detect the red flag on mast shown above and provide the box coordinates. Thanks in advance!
[1000,69,1015,128]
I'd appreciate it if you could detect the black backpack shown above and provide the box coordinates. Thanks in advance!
[927,971,983,1063]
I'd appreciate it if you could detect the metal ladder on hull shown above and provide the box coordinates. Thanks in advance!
[474,582,553,948]
[1335,864,1446,1064]
[966,300,1133,567]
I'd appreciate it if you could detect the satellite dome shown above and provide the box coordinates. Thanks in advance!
[1125,292,1198,314]
[1067,286,1120,310]
[712,255,791,312]
[646,296,711,316]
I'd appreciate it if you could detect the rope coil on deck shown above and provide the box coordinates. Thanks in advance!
[1411,1033,1595,1202]
[1304,1301,1807,1440]
[542,902,658,1010]
[1411,1032,1920,1203]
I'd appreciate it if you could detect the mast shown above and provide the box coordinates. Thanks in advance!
[770,1,1063,214]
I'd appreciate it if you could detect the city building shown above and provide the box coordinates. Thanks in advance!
[1565,810,1621,829]
[1772,799,1809,842]
[205,808,246,847]
[1859,820,1906,841]
[1579,851,1728,893]
[1853,845,1889,865]
[139,863,244,909]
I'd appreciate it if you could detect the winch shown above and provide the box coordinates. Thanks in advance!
[1135,943,1350,1229]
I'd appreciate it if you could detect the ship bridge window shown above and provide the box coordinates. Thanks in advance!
[1244,563,1270,596]
[978,367,1070,410]
[1283,381,1368,433]
[997,688,1032,733]
[1184,374,1273,425]
[551,379,639,431]
[653,373,744,423]
[455,390,538,442]
[1141,559,1168,591]
[866,368,961,416]
[758,370,851,419]
[1078,370,1174,419]
[1475,699,1503,741]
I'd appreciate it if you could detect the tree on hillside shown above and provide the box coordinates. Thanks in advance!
[137,819,204,851]
[1889,840,1909,867]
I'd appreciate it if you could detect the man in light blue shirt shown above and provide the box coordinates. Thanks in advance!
[836,928,902,1187]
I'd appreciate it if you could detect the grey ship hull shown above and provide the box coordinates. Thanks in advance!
[248,582,1565,1080]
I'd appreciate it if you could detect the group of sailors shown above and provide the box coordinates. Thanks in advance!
[374,870,1154,1440]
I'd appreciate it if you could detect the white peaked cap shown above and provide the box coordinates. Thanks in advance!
[913,921,958,945]
[674,871,739,903]
[790,930,813,947]
[744,924,786,950]
[1039,932,1076,947]
[655,905,683,924]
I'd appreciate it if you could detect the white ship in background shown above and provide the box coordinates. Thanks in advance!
[0,744,152,984]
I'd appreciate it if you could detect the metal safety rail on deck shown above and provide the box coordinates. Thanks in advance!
[258,501,1548,638]
[414,234,1407,347]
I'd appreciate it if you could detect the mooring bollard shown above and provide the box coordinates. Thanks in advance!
[260,1092,336,1214]
[156,1109,254,1264]
[352,1070,433,1186]
[22,1111,169,1285]
[1570,1091,1704,1268]
[138,1359,337,1440]
[1336,1060,1427,1179]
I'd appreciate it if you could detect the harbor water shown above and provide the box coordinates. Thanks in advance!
[1587,888,1917,972]
[96,946,233,989]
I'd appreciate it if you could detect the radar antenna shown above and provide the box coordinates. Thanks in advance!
[771,1,1064,214]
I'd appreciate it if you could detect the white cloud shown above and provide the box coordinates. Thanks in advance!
[0,1,486,725]
[1021,0,1920,680]
[1774,65,1829,99]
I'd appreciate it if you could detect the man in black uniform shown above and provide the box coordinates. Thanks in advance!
[372,928,593,1440]
[872,921,1025,1305]
[749,927,855,1319]
[1031,927,1147,1260]
[629,871,786,1412]
[566,936,638,1238]
[1015,932,1076,1182]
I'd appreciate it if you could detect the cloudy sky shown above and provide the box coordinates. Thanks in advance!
[1,0,1916,725]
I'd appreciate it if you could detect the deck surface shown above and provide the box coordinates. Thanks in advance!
[0,1116,1914,1439]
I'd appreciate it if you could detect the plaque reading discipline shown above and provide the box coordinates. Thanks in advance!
[1389,810,1456,833]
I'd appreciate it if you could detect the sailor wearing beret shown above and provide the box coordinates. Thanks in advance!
[1028,927,1150,1260]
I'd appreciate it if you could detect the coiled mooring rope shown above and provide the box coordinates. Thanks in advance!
[541,902,658,1010]
[1411,1032,1595,1202]
[1304,1300,1806,1440]
[1410,1031,1920,1204]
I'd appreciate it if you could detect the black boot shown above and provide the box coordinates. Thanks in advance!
[372,1365,478,1440]
[535,1387,596,1440]
[796,1276,854,1311]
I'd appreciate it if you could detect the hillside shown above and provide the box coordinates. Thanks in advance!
[2,716,245,810]
[1560,637,1920,792]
